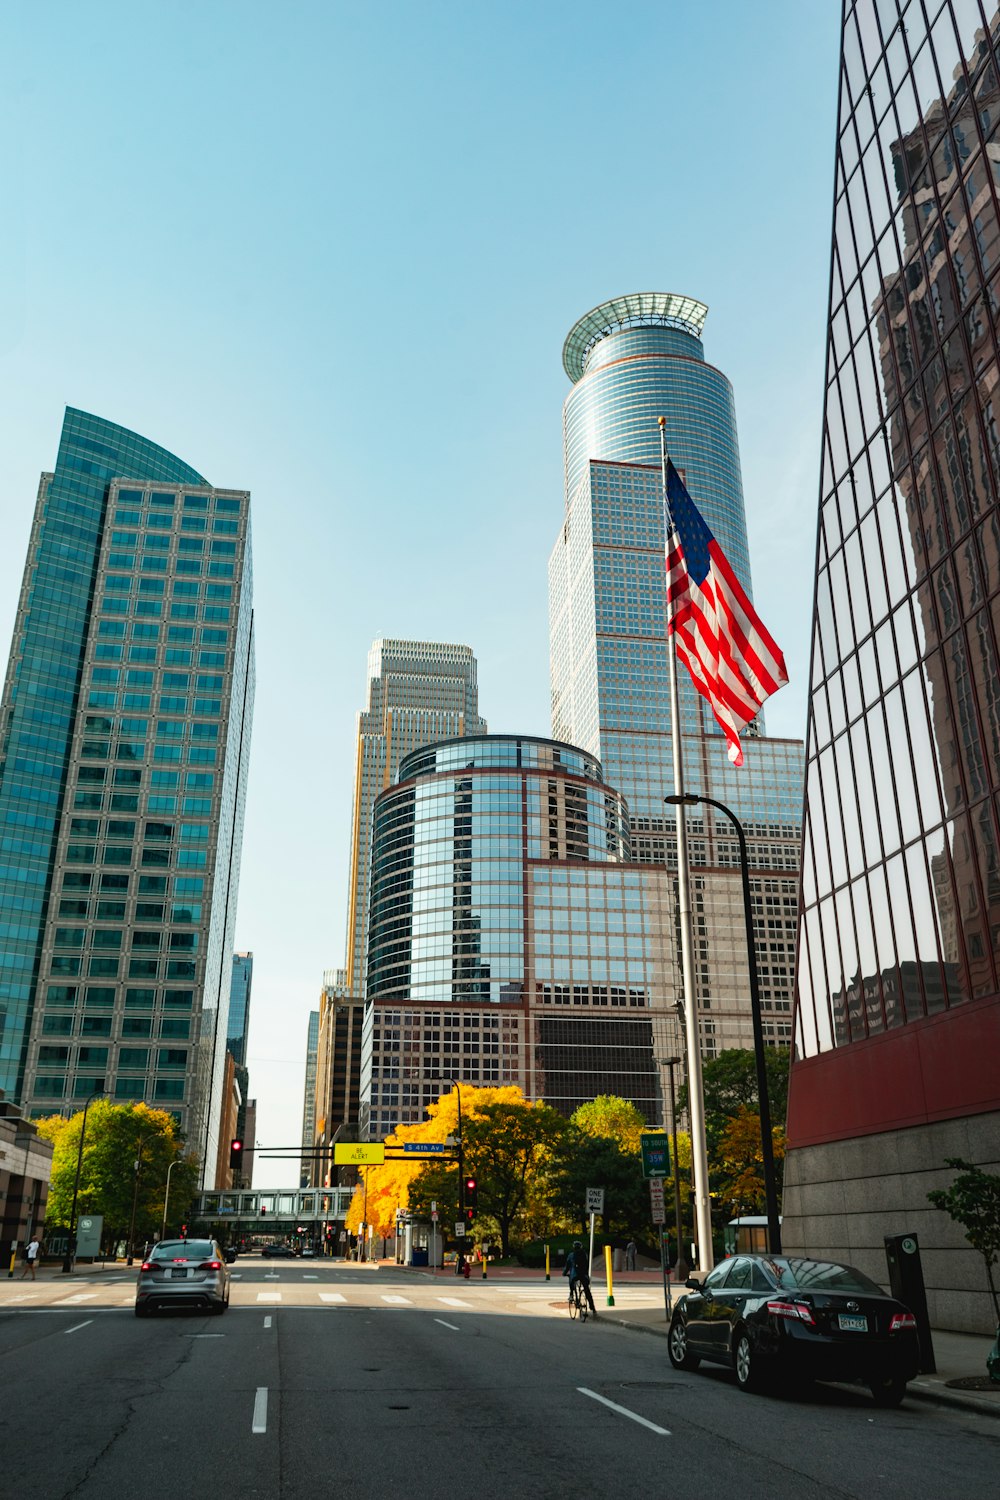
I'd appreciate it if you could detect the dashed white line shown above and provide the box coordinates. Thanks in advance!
[303,1275,318,1280]
[263,1315,272,1328]
[252,1387,268,1434]
[64,1320,93,1335]
[577,1387,670,1437]
[435,1318,461,1331]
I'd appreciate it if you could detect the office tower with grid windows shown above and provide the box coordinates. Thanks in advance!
[0,408,254,1186]
[227,951,253,1068]
[308,968,364,1188]
[550,298,804,1063]
[343,639,486,998]
[783,0,1000,1336]
[300,1008,319,1187]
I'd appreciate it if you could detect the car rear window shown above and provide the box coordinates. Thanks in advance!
[765,1258,885,1296]
[153,1240,214,1259]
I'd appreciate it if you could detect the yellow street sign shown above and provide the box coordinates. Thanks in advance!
[333,1143,385,1165]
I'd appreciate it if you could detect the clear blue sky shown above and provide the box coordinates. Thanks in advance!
[1,1,842,1183]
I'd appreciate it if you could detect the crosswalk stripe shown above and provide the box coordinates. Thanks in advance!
[438,1297,473,1308]
[54,1294,97,1305]
[319,1292,346,1303]
[380,1294,411,1305]
[256,1292,282,1303]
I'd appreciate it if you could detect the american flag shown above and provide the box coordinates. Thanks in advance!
[664,460,787,767]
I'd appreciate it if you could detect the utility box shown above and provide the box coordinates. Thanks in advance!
[884,1233,936,1374]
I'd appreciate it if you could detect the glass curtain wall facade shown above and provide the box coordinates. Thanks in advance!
[550,300,805,1061]
[300,1009,319,1188]
[361,735,684,1138]
[343,639,486,997]
[0,410,254,1186]
[227,951,253,1067]
[784,0,1000,1335]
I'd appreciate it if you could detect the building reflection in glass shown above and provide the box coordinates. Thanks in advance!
[797,0,1000,1059]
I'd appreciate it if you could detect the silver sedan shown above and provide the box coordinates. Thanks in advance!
[135,1238,231,1317]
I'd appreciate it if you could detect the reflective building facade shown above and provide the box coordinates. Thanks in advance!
[361,735,685,1137]
[0,410,254,1184]
[343,639,487,997]
[784,0,1000,1334]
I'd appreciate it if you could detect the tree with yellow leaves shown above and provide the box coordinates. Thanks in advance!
[344,1085,527,1245]
[714,1104,786,1216]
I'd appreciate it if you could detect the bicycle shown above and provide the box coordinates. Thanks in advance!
[568,1278,590,1323]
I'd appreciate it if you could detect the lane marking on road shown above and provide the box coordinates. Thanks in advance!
[303,1275,318,1280]
[54,1294,97,1305]
[6,1293,39,1302]
[252,1387,268,1435]
[264,1273,280,1279]
[577,1387,670,1437]
[64,1320,93,1335]
[435,1318,460,1331]
[264,1316,272,1328]
[380,1295,411,1305]
[187,1334,225,1338]
[256,1292,282,1302]
[319,1293,346,1303]
[438,1297,473,1308]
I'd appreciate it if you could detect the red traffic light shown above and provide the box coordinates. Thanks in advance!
[229,1138,244,1169]
[464,1177,476,1194]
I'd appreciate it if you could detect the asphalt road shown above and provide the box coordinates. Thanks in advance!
[1,1263,997,1499]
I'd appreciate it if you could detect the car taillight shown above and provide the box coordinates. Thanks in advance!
[200,1260,222,1271]
[140,1261,153,1272]
[767,1299,816,1327]
[889,1311,916,1333]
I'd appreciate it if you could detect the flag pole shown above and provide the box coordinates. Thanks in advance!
[658,417,715,1278]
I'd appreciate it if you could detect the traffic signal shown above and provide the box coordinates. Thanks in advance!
[229,1137,244,1169]
[464,1176,478,1220]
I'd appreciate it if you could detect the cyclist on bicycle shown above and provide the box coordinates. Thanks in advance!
[563,1240,596,1313]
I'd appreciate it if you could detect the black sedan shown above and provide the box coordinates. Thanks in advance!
[667,1254,919,1405]
[260,1243,297,1258]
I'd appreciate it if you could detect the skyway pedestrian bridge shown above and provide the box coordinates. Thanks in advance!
[193,1187,355,1227]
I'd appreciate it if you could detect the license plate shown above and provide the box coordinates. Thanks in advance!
[838,1313,868,1332]
[170,1267,187,1279]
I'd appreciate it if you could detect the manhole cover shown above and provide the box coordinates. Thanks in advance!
[945,1376,1000,1392]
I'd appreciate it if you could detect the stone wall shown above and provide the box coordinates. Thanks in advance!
[781,1111,1000,1336]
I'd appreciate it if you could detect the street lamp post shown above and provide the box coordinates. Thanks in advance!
[62,1084,104,1274]
[665,793,782,1253]
[451,1080,465,1274]
[126,1134,151,1266]
[161,1157,184,1243]
[661,1056,688,1283]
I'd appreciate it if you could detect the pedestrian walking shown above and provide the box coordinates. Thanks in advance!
[20,1233,41,1280]
[625,1238,637,1271]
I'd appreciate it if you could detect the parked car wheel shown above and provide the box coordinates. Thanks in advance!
[667,1315,700,1371]
[869,1373,907,1408]
[734,1330,765,1393]
[134,1303,150,1319]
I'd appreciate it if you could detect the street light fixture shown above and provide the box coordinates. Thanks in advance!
[666,793,782,1253]
[62,1083,105,1274]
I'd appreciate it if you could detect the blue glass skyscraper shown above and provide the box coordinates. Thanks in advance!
[0,409,254,1183]
[550,296,803,1055]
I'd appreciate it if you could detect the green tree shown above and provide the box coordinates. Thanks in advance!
[37,1102,198,1252]
[679,1046,790,1154]
[927,1158,1000,1325]
[570,1095,645,1154]
[551,1129,647,1239]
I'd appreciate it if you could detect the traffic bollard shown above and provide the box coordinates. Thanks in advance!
[605,1243,615,1307]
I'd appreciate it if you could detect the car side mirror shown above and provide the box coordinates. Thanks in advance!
[685,1276,703,1290]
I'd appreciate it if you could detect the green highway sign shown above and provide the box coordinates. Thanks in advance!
[640,1131,670,1180]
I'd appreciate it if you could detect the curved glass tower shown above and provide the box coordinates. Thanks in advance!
[360,735,684,1136]
[562,292,752,582]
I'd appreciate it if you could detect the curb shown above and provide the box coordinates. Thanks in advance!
[599,1314,1000,1421]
